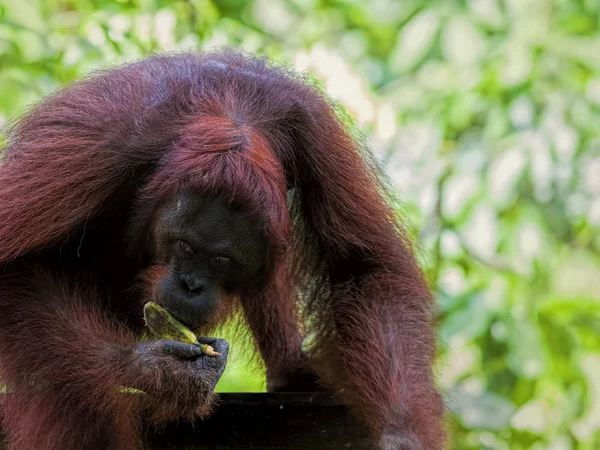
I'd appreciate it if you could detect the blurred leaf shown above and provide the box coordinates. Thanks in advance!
[390,8,440,73]
[448,386,516,430]
[441,15,486,66]
[439,292,494,343]
[500,41,532,87]
[506,316,548,380]
[571,355,600,442]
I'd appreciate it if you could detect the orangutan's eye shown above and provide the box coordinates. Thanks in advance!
[178,240,194,255]
[212,255,231,265]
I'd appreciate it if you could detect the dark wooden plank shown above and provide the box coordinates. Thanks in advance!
[146,393,371,449]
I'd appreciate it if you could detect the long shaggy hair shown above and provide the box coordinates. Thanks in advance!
[0,51,445,450]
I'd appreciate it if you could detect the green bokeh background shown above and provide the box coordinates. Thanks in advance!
[1,0,599,448]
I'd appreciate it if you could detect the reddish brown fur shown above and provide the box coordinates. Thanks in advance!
[0,51,446,449]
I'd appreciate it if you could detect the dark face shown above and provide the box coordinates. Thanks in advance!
[151,192,268,330]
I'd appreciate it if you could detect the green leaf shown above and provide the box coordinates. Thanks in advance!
[441,16,486,66]
[506,317,548,380]
[390,9,440,73]
[439,293,494,343]
[448,387,516,430]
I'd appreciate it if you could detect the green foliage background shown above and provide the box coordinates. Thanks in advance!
[1,0,599,448]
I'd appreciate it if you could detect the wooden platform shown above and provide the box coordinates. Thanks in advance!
[147,392,371,449]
